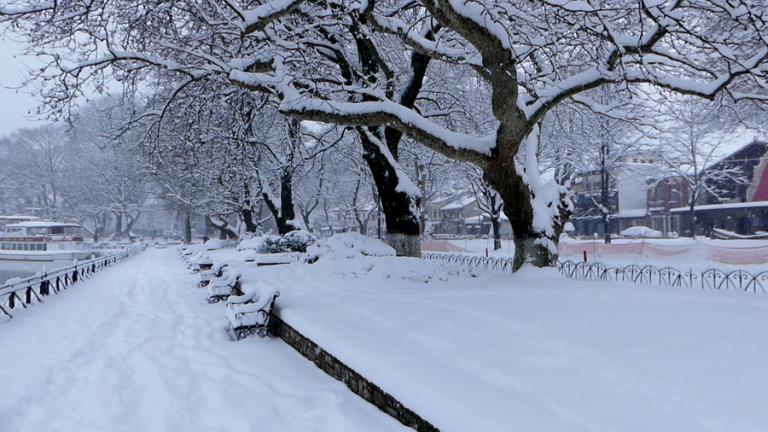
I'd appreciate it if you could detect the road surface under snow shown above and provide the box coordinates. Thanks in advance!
[0,248,404,432]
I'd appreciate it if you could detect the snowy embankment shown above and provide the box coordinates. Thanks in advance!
[211,235,768,432]
[0,248,404,432]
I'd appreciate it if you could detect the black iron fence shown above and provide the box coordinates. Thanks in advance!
[0,244,146,320]
[422,252,767,293]
[557,260,768,293]
[422,252,515,272]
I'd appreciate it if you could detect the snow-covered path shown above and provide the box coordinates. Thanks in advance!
[0,249,404,432]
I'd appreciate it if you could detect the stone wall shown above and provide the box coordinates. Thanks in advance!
[269,313,439,432]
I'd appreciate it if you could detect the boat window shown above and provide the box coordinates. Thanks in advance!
[27,227,49,236]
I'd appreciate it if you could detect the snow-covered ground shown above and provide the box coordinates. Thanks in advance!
[211,245,768,432]
[0,248,404,432]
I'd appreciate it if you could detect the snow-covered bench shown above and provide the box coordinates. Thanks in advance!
[207,268,241,303]
[192,255,214,273]
[198,262,228,288]
[225,284,280,341]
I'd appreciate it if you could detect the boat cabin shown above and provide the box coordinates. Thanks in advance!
[0,221,90,252]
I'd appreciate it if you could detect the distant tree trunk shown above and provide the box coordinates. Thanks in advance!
[241,184,259,233]
[490,216,501,250]
[183,209,192,244]
[114,213,123,239]
[600,143,612,244]
[601,212,612,243]
[124,211,140,239]
[207,216,238,239]
[689,202,697,237]
[92,213,108,242]
[263,168,300,235]
[351,176,367,235]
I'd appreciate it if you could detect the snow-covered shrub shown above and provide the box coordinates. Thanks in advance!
[237,231,316,253]
[238,235,273,252]
[278,230,316,253]
[306,232,396,262]
[260,236,284,253]
[203,238,227,250]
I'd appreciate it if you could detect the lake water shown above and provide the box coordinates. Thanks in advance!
[0,261,71,285]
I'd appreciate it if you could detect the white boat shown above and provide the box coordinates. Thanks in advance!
[0,221,96,261]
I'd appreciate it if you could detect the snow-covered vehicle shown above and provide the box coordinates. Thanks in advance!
[620,226,663,238]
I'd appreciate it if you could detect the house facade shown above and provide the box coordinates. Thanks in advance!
[569,140,768,238]
[429,194,512,237]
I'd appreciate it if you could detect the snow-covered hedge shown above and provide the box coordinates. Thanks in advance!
[237,235,278,252]
[279,230,316,253]
[237,231,317,254]
[306,232,396,262]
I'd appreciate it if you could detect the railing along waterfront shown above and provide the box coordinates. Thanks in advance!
[0,244,146,319]
[422,252,768,293]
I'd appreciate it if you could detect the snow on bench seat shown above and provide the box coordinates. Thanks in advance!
[206,267,241,303]
[225,283,280,340]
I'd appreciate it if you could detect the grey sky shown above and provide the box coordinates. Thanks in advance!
[0,31,46,137]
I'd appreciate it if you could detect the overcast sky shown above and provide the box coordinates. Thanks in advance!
[0,30,46,137]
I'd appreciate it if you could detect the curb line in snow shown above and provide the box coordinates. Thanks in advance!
[269,313,440,432]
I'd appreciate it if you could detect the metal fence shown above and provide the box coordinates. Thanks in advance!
[0,244,147,320]
[422,252,768,293]
[557,260,768,293]
[422,252,515,272]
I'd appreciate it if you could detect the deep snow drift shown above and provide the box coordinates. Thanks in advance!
[0,248,404,432]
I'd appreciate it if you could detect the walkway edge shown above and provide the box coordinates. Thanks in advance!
[269,312,440,432]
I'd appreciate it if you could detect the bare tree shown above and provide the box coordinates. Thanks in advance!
[652,94,751,236]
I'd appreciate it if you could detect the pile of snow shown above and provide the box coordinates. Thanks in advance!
[306,232,396,261]
[620,226,662,238]
[202,239,232,250]
[326,256,476,283]
[302,233,474,282]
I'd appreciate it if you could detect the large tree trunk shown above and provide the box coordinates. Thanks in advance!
[486,162,561,271]
[359,132,421,256]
